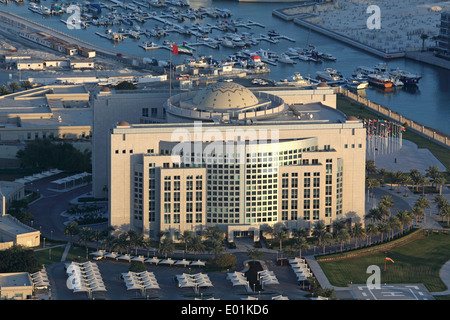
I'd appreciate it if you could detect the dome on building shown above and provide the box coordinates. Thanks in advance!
[317,82,329,88]
[117,121,130,126]
[192,82,259,111]
[347,116,358,121]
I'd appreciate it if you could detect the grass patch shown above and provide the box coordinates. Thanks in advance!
[318,233,450,292]
[337,95,450,174]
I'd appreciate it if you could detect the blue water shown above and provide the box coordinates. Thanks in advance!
[2,0,450,134]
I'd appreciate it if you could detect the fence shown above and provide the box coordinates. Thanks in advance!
[336,87,450,150]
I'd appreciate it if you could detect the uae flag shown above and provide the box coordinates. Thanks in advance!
[172,44,178,55]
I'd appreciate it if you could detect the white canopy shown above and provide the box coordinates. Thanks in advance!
[241,296,259,300]
[190,260,206,267]
[175,259,191,266]
[104,252,119,259]
[90,250,106,257]
[145,257,161,264]
[160,258,175,265]
[132,255,145,262]
[118,254,132,262]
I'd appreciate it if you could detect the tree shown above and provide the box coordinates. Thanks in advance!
[434,176,446,195]
[9,81,20,93]
[320,232,334,254]
[21,80,33,90]
[335,229,350,253]
[396,210,412,234]
[426,166,440,188]
[388,216,401,238]
[292,236,310,258]
[433,195,446,216]
[366,160,378,176]
[115,81,137,90]
[64,221,80,244]
[420,33,429,51]
[78,227,93,256]
[0,85,8,95]
[271,223,288,252]
[401,174,413,197]
[409,169,423,192]
[0,245,41,274]
[312,221,326,246]
[378,223,390,242]
[180,230,194,253]
[189,235,205,257]
[366,178,380,198]
[393,171,404,193]
[128,230,144,256]
[159,237,175,258]
[441,202,450,225]
[350,223,366,249]
[365,223,379,245]
[378,168,389,186]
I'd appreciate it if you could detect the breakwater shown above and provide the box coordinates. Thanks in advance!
[335,87,450,151]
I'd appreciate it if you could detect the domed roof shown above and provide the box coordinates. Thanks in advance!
[317,82,329,88]
[347,116,358,121]
[117,121,130,126]
[192,82,259,111]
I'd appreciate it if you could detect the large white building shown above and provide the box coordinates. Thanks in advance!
[93,82,366,241]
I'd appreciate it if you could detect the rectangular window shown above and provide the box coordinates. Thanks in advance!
[186,213,193,223]
[164,214,170,224]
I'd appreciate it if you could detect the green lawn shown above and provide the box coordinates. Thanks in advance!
[318,233,450,293]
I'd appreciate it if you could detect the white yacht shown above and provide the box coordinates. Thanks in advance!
[320,53,337,61]
[221,38,235,48]
[316,68,343,82]
[139,41,160,50]
[278,53,296,64]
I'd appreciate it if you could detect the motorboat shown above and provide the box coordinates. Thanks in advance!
[278,54,296,64]
[139,41,160,50]
[316,68,343,82]
[389,68,421,85]
[353,66,376,77]
[267,29,280,37]
[221,38,235,48]
[320,52,337,61]
[346,79,369,90]
[373,63,388,73]
[278,72,311,87]
[367,74,393,88]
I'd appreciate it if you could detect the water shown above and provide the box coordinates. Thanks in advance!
[2,0,450,134]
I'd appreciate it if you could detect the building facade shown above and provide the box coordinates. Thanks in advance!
[104,83,366,241]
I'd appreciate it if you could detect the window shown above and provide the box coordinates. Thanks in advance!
[164,214,170,224]
[186,192,193,201]
[142,108,148,117]
[304,178,310,188]
[164,203,171,213]
[195,213,202,223]
[174,214,180,223]
[186,213,193,223]
[304,189,310,199]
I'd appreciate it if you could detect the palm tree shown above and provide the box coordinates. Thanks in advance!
[159,237,175,258]
[247,248,264,262]
[379,168,389,186]
[366,160,378,176]
[396,210,412,234]
[388,216,401,238]
[433,195,446,216]
[418,175,429,196]
[378,223,390,242]
[180,230,194,253]
[379,195,395,212]
[320,232,334,254]
[393,171,404,193]
[426,166,440,188]
[365,223,379,245]
[292,236,310,258]
[434,176,446,195]
[142,237,153,257]
[312,221,326,246]
[365,207,381,223]
[272,223,289,252]
[366,177,380,198]
[128,230,144,255]
[378,204,391,223]
[441,202,450,226]
[189,235,206,257]
[409,169,423,193]
[64,221,80,244]
[350,223,366,249]
[410,205,424,226]
[21,80,33,90]
[335,228,350,253]
[420,33,429,51]
[415,196,430,211]
[78,227,93,257]
[401,175,414,197]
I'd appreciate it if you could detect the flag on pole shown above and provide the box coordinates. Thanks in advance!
[385,257,395,263]
[172,44,178,55]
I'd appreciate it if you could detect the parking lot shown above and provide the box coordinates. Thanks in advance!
[44,254,311,301]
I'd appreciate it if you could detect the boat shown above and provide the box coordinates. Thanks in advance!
[367,74,393,88]
[353,66,376,77]
[278,72,311,87]
[389,68,422,85]
[139,41,160,50]
[346,79,369,90]
[316,68,343,82]
[278,53,296,64]
[267,30,280,37]
[320,52,337,61]
[221,38,235,48]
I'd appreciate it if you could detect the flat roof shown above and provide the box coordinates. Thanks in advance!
[0,181,23,197]
[0,272,33,288]
[0,214,38,236]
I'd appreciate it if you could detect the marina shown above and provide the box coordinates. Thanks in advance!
[0,0,449,135]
